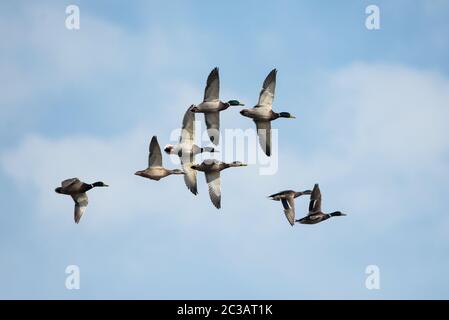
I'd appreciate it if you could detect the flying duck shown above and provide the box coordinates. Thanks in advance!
[268,189,312,226]
[240,69,295,156]
[190,67,244,145]
[55,178,109,224]
[191,160,247,209]
[164,106,217,195]
[296,184,347,224]
[135,136,184,181]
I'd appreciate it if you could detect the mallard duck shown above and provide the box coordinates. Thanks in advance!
[268,189,312,226]
[55,178,109,224]
[296,184,347,224]
[191,160,247,209]
[240,69,295,156]
[189,67,244,145]
[135,136,184,181]
[164,106,217,195]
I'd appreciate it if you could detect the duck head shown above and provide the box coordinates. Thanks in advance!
[229,161,247,167]
[330,211,347,217]
[189,105,200,113]
[164,144,175,154]
[228,100,244,106]
[92,181,109,187]
[278,112,296,119]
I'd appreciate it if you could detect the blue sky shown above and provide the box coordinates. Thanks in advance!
[1,0,449,299]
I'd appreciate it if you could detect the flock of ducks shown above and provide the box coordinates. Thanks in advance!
[55,68,346,226]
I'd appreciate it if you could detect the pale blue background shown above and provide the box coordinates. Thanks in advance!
[1,0,448,299]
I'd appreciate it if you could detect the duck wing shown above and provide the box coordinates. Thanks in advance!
[60,178,84,194]
[205,112,220,145]
[71,193,88,224]
[281,197,296,226]
[269,190,293,198]
[180,107,195,144]
[181,156,198,195]
[148,136,163,168]
[205,171,221,209]
[257,68,276,108]
[61,178,80,188]
[255,120,271,156]
[308,184,322,214]
[204,67,220,102]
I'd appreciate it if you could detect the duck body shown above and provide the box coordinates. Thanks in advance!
[55,179,93,195]
[165,142,213,159]
[240,107,282,121]
[296,213,331,225]
[191,160,230,173]
[191,100,230,113]
[268,189,311,201]
[135,167,182,181]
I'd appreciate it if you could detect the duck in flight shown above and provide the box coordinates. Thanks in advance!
[296,184,347,224]
[164,106,217,195]
[189,67,244,145]
[55,178,109,224]
[191,160,247,209]
[135,136,184,181]
[240,69,295,156]
[268,189,312,226]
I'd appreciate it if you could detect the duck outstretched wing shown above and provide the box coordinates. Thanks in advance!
[308,184,322,214]
[281,197,296,226]
[255,120,271,156]
[72,193,88,224]
[180,107,195,144]
[205,171,221,209]
[204,67,220,102]
[205,112,220,145]
[149,136,163,168]
[257,69,276,108]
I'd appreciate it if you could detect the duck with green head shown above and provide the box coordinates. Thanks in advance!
[295,184,347,225]
[55,178,109,224]
[189,67,244,145]
[240,69,296,156]
[190,159,247,209]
